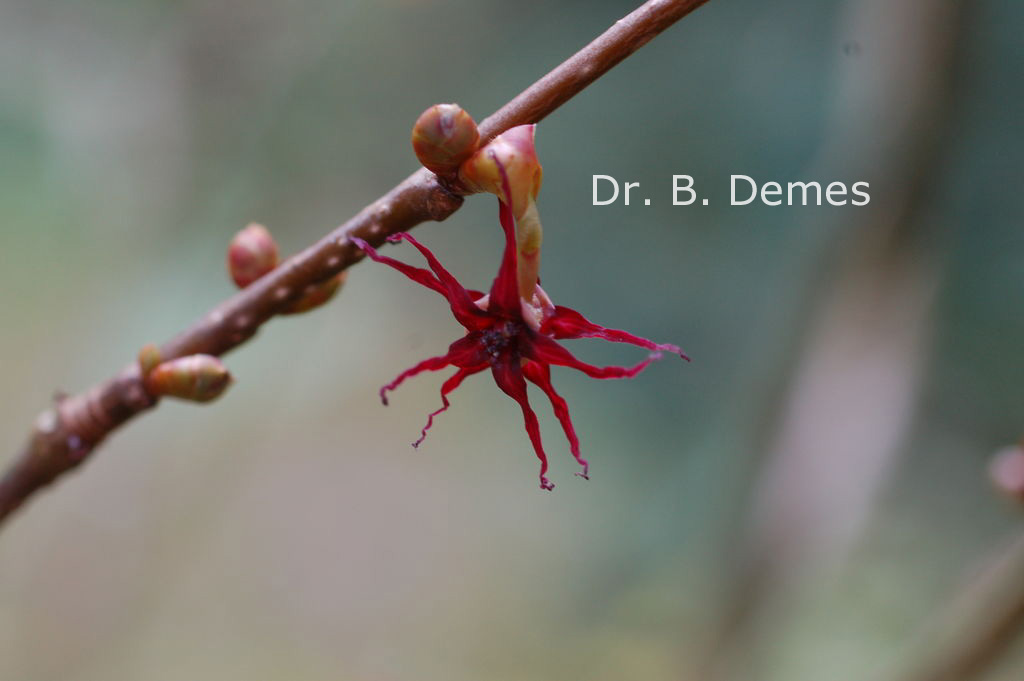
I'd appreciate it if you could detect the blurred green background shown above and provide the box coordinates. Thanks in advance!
[1,0,1022,679]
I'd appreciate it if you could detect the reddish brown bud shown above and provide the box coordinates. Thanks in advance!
[137,343,163,377]
[228,223,279,288]
[282,272,346,315]
[144,355,232,403]
[411,104,480,176]
[990,444,1024,503]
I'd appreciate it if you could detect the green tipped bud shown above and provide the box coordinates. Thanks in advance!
[228,223,279,288]
[137,343,163,377]
[282,272,346,315]
[411,104,480,176]
[144,354,232,403]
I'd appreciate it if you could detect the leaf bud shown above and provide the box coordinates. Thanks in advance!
[228,223,279,288]
[411,104,480,176]
[144,354,232,403]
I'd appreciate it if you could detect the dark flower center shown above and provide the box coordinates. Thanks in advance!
[481,321,522,364]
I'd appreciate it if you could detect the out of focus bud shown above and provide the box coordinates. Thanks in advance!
[137,343,163,377]
[458,124,542,220]
[282,272,347,315]
[144,355,232,403]
[990,444,1024,502]
[228,223,279,288]
[411,104,480,176]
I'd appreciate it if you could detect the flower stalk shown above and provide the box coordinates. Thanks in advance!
[459,125,544,302]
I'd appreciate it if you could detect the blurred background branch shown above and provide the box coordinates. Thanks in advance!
[686,0,980,678]
[883,531,1024,681]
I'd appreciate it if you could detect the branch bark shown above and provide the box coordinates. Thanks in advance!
[0,0,711,528]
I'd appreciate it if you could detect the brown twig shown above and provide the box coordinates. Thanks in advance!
[0,0,711,527]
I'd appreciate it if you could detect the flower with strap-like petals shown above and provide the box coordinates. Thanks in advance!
[353,123,687,490]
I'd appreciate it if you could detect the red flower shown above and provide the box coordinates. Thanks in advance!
[352,196,687,490]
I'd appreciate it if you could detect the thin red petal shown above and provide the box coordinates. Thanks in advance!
[490,355,554,491]
[486,161,522,318]
[388,233,491,330]
[541,305,690,360]
[352,237,444,295]
[380,334,485,405]
[527,333,661,379]
[523,360,588,480]
[353,236,490,330]
[412,365,485,448]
